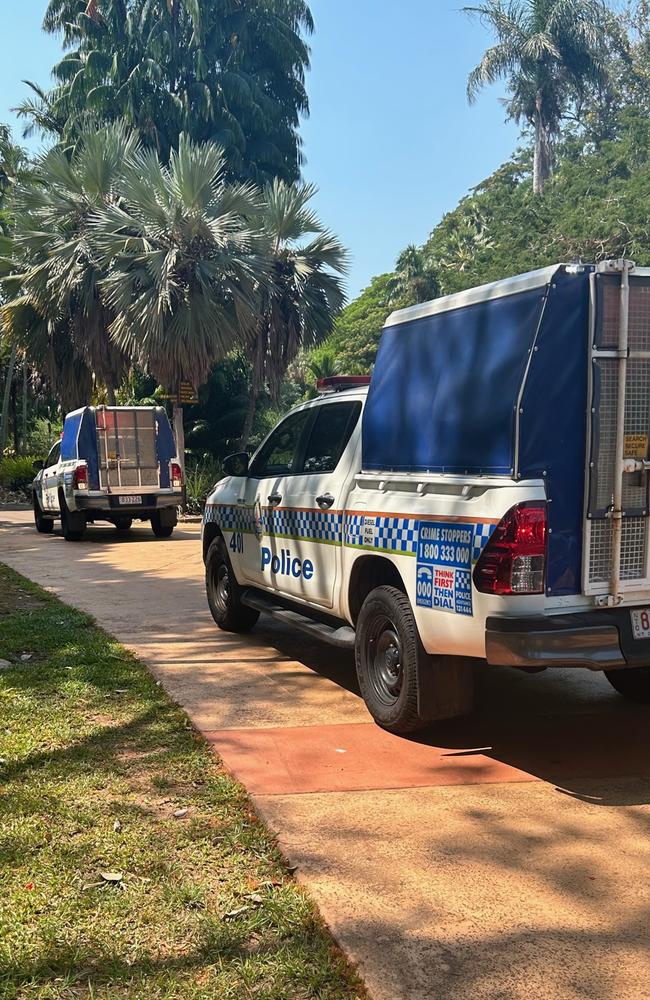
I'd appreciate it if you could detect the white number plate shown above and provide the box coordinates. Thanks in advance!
[118,495,142,505]
[630,608,650,639]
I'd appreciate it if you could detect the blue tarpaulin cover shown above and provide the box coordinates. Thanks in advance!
[363,265,593,595]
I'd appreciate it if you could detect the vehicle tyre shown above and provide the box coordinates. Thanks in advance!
[60,499,86,542]
[114,517,133,532]
[206,536,259,633]
[151,510,175,538]
[33,497,54,534]
[355,585,474,734]
[355,585,431,733]
[604,666,650,703]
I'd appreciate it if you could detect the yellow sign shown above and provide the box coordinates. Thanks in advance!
[624,433,648,459]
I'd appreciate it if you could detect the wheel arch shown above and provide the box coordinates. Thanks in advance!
[202,521,223,563]
[347,554,406,624]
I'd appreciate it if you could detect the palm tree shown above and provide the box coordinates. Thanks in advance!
[465,0,610,194]
[24,0,313,182]
[3,123,136,407]
[387,245,439,306]
[238,179,348,449]
[91,134,267,464]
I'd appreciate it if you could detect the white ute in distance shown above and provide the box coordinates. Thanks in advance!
[202,261,650,733]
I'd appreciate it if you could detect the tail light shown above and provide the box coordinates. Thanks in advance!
[473,502,547,595]
[171,462,183,489]
[72,465,88,490]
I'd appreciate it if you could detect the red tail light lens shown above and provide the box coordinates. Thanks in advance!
[473,502,547,595]
[72,465,88,490]
[171,462,183,489]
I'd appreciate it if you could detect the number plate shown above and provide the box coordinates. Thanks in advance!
[630,608,650,639]
[118,495,142,505]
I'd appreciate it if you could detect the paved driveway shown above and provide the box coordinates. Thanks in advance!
[1,510,649,1000]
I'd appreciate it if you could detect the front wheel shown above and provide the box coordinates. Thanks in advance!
[605,666,650,703]
[33,497,54,534]
[206,537,259,633]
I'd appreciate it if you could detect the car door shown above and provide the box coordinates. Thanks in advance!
[277,398,362,608]
[238,406,313,589]
[41,442,61,511]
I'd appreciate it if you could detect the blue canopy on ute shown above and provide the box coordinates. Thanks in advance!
[362,264,594,596]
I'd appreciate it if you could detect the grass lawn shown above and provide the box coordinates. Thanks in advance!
[0,564,365,1000]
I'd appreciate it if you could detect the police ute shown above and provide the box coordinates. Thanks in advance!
[202,260,650,733]
[32,405,182,541]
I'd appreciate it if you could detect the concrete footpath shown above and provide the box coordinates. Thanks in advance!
[1,510,649,1000]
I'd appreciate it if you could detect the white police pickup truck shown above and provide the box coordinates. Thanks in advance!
[203,260,650,733]
[32,405,183,541]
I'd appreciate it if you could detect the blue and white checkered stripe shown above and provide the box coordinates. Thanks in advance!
[471,522,496,562]
[206,504,497,559]
[204,504,255,532]
[204,503,342,542]
[263,507,342,541]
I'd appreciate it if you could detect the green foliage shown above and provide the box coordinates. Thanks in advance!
[0,565,364,999]
[92,132,265,390]
[184,457,223,514]
[0,454,37,492]
[387,245,439,306]
[316,273,393,376]
[22,0,314,184]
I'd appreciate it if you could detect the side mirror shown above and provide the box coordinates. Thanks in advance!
[223,451,249,477]
[32,459,44,472]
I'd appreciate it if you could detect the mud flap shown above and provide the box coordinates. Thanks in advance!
[417,655,476,721]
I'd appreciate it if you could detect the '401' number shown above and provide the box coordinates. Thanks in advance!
[229,532,244,554]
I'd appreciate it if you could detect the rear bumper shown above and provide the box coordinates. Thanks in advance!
[486,608,650,671]
[74,492,180,515]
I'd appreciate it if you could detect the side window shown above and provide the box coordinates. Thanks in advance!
[249,409,311,478]
[300,401,361,474]
[46,442,61,468]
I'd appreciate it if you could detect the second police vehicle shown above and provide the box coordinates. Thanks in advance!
[203,260,650,733]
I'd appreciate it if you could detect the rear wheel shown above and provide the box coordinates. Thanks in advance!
[61,498,86,542]
[605,666,650,703]
[355,585,474,734]
[151,510,176,538]
[206,537,259,633]
[114,517,133,532]
[33,497,54,534]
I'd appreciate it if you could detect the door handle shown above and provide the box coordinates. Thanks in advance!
[316,492,335,509]
[267,492,282,506]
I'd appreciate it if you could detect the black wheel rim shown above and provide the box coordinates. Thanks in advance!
[212,562,231,614]
[366,614,403,707]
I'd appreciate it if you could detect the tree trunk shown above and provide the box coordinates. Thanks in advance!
[173,403,186,511]
[0,341,17,454]
[107,386,117,406]
[21,360,28,455]
[10,377,18,453]
[239,389,258,452]
[533,95,552,195]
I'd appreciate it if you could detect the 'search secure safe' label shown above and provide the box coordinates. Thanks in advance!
[415,521,473,616]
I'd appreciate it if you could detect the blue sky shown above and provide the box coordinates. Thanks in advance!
[1,0,520,298]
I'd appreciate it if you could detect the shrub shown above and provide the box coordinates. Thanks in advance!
[0,455,38,494]
[184,458,222,515]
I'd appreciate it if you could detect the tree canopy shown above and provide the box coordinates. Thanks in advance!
[18,0,313,182]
